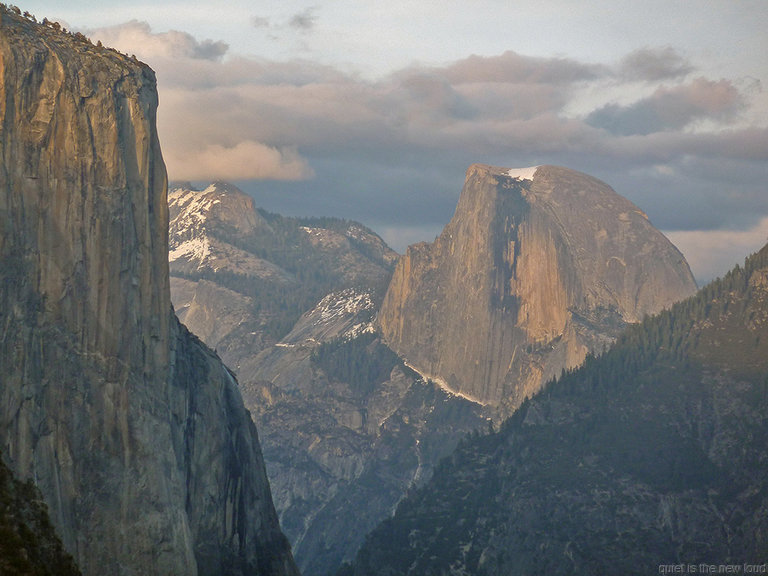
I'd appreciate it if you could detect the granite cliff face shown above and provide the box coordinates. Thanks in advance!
[166,184,490,575]
[0,9,296,576]
[242,314,487,576]
[379,164,698,413]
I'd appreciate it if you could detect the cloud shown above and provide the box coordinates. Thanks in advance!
[440,50,606,85]
[86,20,767,276]
[619,47,694,81]
[665,217,768,284]
[250,7,318,34]
[251,16,271,29]
[90,20,228,61]
[586,77,744,135]
[164,141,315,181]
[290,7,318,31]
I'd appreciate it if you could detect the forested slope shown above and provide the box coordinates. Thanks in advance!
[346,244,768,575]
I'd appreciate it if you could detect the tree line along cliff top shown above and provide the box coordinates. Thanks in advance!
[0,4,150,71]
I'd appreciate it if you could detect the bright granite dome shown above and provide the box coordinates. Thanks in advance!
[379,164,698,414]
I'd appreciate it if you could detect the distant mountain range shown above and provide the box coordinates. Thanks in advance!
[168,180,397,355]
[167,181,490,575]
[4,6,761,576]
[167,164,700,575]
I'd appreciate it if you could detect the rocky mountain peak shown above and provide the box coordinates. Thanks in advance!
[379,163,698,413]
[168,182,289,280]
[169,181,271,245]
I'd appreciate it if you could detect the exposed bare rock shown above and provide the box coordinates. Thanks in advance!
[241,325,488,576]
[165,183,489,574]
[0,9,297,576]
[168,181,398,368]
[379,164,697,414]
[171,276,271,365]
[280,288,376,346]
[169,182,294,281]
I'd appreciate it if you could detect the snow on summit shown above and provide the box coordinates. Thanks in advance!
[167,183,244,265]
[278,288,376,346]
[168,185,221,265]
[168,185,223,229]
[507,166,539,181]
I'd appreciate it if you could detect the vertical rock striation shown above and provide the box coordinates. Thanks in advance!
[0,9,297,576]
[379,164,698,414]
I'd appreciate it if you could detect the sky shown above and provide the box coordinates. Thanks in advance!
[20,0,768,284]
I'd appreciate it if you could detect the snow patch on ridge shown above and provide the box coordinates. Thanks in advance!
[402,360,487,406]
[279,288,376,345]
[168,186,223,266]
[507,166,539,181]
[169,190,221,228]
[313,288,376,339]
[169,237,211,263]
[316,289,374,324]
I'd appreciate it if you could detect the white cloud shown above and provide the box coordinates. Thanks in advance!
[164,141,314,181]
[90,20,228,61]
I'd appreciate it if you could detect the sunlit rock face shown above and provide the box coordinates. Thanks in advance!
[379,164,698,414]
[0,9,297,576]
[165,182,488,576]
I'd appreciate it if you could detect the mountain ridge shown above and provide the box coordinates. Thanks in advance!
[166,164,702,574]
[345,243,768,576]
[167,181,492,575]
[168,180,398,358]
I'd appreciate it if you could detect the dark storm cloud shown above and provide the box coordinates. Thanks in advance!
[602,127,768,164]
[586,78,744,135]
[619,47,694,81]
